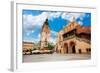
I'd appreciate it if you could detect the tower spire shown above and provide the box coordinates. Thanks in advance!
[71,16,75,22]
[40,16,50,49]
[72,16,75,22]
[44,18,48,25]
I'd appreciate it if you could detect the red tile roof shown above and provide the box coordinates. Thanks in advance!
[76,26,91,34]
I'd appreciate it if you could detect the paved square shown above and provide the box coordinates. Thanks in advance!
[23,53,91,62]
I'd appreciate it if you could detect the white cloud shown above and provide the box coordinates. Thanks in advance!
[48,12,62,21]
[34,38,40,43]
[23,39,34,43]
[23,38,40,43]
[86,14,90,17]
[23,12,48,28]
[23,11,62,32]
[61,12,85,22]
[38,34,40,38]
[31,30,35,33]
[33,12,48,26]
[80,17,84,21]
[23,12,86,30]
[23,12,49,38]
[51,30,57,35]
[61,12,70,20]
[50,30,57,38]
[26,32,30,36]
[78,21,83,25]
[49,30,57,44]
[49,37,56,45]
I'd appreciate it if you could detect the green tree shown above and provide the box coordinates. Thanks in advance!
[29,49,32,55]
[47,43,55,50]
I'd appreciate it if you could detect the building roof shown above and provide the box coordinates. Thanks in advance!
[42,19,49,28]
[62,21,80,33]
[41,18,50,33]
[23,42,34,44]
[76,26,91,34]
[58,21,91,35]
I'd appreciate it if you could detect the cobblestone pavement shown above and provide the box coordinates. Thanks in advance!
[23,53,91,62]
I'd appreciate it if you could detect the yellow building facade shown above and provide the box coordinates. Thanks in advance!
[56,21,91,54]
[23,42,34,51]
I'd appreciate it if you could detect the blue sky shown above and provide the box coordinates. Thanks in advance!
[22,9,91,44]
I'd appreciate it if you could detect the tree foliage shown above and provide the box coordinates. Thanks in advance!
[47,43,55,50]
